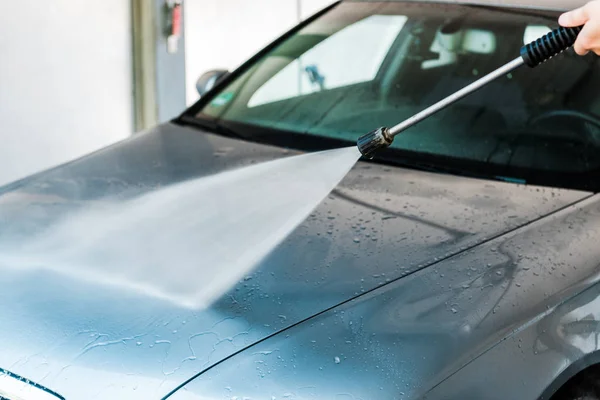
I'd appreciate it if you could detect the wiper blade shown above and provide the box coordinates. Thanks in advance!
[373,151,497,181]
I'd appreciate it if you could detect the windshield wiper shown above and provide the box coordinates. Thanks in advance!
[372,150,502,182]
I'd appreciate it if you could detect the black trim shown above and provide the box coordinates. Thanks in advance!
[464,3,561,20]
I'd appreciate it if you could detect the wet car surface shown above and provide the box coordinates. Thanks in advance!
[0,124,597,399]
[2,0,600,399]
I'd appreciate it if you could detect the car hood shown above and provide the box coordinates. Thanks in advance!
[0,123,589,399]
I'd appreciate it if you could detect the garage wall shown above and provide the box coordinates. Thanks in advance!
[0,0,133,187]
[184,0,334,105]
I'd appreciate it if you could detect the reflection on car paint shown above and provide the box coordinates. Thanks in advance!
[0,123,594,399]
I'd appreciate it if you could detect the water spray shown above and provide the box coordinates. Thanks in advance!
[357,25,584,158]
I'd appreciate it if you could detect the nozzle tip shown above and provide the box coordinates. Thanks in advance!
[357,127,393,158]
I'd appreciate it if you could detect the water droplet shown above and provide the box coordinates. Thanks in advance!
[254,350,273,355]
[451,307,458,314]
[334,356,341,364]
[353,237,361,243]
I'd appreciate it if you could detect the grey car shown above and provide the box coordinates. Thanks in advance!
[2,0,600,399]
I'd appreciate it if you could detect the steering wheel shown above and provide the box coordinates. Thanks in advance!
[528,109,600,133]
[485,109,600,168]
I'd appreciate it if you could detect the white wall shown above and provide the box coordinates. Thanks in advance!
[0,0,133,186]
[184,0,334,106]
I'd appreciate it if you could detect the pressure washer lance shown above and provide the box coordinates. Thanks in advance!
[357,25,584,158]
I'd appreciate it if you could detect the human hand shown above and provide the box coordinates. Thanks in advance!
[559,0,600,55]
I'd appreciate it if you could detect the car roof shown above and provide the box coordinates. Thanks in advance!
[347,0,587,12]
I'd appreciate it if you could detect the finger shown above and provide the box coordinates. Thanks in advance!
[574,34,591,55]
[574,42,590,55]
[559,5,590,27]
[574,21,600,55]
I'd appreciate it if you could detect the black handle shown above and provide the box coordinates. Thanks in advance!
[520,25,584,68]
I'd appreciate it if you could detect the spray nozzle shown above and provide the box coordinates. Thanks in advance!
[357,127,393,158]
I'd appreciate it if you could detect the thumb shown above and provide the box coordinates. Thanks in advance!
[559,6,590,27]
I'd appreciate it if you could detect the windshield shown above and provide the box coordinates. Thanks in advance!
[189,1,600,191]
